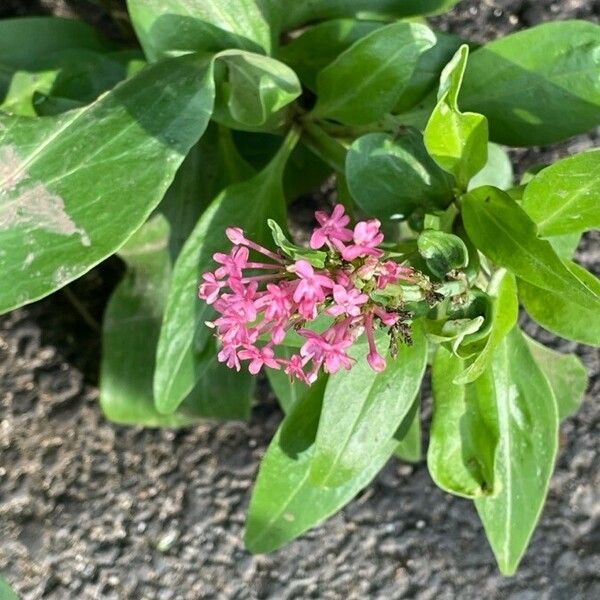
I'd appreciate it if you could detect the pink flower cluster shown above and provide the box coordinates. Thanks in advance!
[198,205,415,384]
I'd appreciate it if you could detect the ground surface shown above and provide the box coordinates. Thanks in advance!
[1,1,599,599]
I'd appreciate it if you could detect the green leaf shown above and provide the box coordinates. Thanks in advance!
[0,17,113,68]
[522,149,600,236]
[461,21,600,146]
[183,354,254,421]
[394,32,465,113]
[424,45,489,189]
[424,316,485,354]
[468,143,513,191]
[245,376,397,553]
[519,261,600,347]
[100,217,253,426]
[212,51,301,130]
[417,229,468,278]
[35,50,132,111]
[281,0,461,28]
[0,18,118,117]
[276,19,382,91]
[475,327,559,576]
[154,128,298,414]
[0,53,215,315]
[100,216,197,427]
[310,321,427,487]
[428,346,498,498]
[267,219,327,268]
[0,575,19,600]
[3,50,135,118]
[547,233,581,260]
[454,270,518,384]
[160,123,254,260]
[394,395,422,463]
[312,22,436,125]
[524,335,587,421]
[462,187,600,312]
[266,348,312,414]
[346,129,454,220]
[127,0,272,61]
[231,131,332,200]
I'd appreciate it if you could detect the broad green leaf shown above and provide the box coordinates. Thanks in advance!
[454,270,518,384]
[524,335,587,421]
[394,395,422,463]
[310,321,427,487]
[267,219,326,268]
[462,187,600,312]
[213,51,301,130]
[281,0,461,28]
[2,50,130,117]
[266,347,312,414]
[519,261,600,347]
[475,327,559,575]
[394,32,464,112]
[101,217,252,425]
[346,130,454,220]
[424,289,493,352]
[160,124,254,260]
[429,346,498,498]
[425,45,488,189]
[276,19,382,91]
[232,131,332,200]
[312,22,436,125]
[461,21,600,146]
[183,354,254,421]
[424,316,485,354]
[547,233,581,260]
[0,53,215,315]
[100,217,197,427]
[522,149,600,237]
[154,129,298,414]
[417,229,468,279]
[0,17,113,68]
[127,0,272,61]
[0,575,19,600]
[245,376,397,553]
[468,143,513,191]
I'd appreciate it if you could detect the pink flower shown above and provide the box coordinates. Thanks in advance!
[374,307,399,327]
[367,349,387,372]
[310,204,353,249]
[198,273,225,304]
[377,261,414,289]
[238,345,280,375]
[284,354,309,383]
[255,283,293,321]
[197,204,432,383]
[338,219,384,261]
[327,284,368,317]
[219,281,258,322]
[226,226,283,263]
[214,245,249,279]
[292,260,334,319]
[217,344,241,371]
[364,313,387,373]
[299,330,353,374]
[225,227,246,245]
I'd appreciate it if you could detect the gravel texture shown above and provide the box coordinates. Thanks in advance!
[1,1,599,599]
